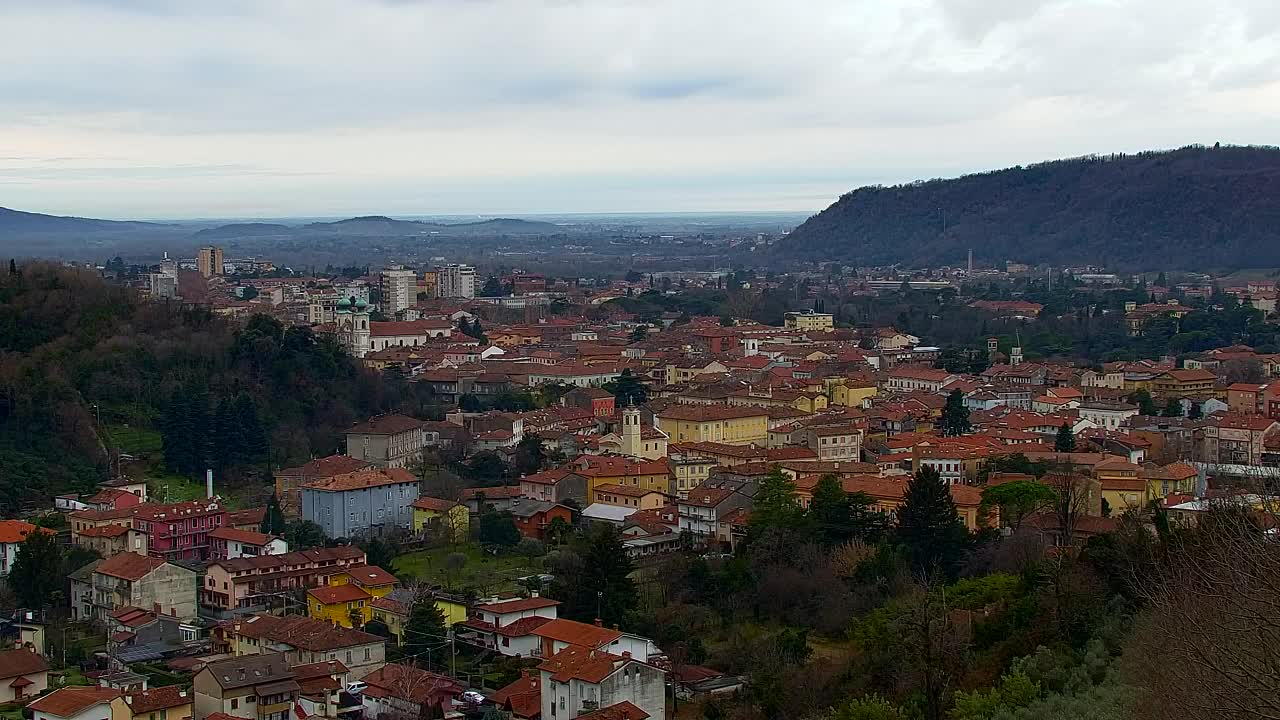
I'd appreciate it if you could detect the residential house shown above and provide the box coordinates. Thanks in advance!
[300,468,420,539]
[106,606,202,667]
[1078,401,1140,430]
[666,454,719,500]
[677,485,751,540]
[291,661,351,720]
[460,486,523,514]
[202,546,367,613]
[798,425,863,461]
[122,685,193,720]
[345,414,427,469]
[1227,383,1269,415]
[0,521,53,576]
[591,485,668,511]
[370,590,467,646]
[532,619,657,661]
[411,497,469,543]
[885,367,956,393]
[1151,368,1219,402]
[572,456,672,497]
[360,664,464,719]
[538,644,666,720]
[74,553,198,623]
[1142,462,1199,501]
[308,584,374,629]
[208,528,287,561]
[28,687,129,720]
[1201,413,1280,465]
[519,469,590,506]
[132,501,229,563]
[655,405,769,446]
[192,653,298,720]
[0,648,48,701]
[510,501,574,540]
[75,525,149,559]
[274,456,372,519]
[561,387,617,418]
[213,614,386,679]
[492,670,542,720]
[456,597,560,657]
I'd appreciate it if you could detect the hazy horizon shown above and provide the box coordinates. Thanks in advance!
[4,1,1278,218]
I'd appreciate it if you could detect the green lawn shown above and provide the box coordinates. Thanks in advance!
[103,424,164,457]
[393,543,542,595]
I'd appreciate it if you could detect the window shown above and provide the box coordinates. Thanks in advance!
[346,650,352,664]
[231,699,238,710]
[364,647,371,661]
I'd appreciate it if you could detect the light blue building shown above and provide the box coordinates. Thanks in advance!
[300,468,420,539]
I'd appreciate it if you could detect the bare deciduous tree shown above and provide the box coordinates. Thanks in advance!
[1126,506,1280,720]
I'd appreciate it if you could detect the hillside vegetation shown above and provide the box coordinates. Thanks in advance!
[0,263,419,513]
[777,145,1280,270]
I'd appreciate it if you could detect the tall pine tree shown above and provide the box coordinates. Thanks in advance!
[897,465,968,579]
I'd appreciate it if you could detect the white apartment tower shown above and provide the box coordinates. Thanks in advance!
[438,264,476,299]
[380,266,416,314]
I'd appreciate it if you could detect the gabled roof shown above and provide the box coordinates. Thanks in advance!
[303,468,417,492]
[537,644,624,684]
[346,565,398,588]
[200,653,293,690]
[411,496,462,512]
[95,552,167,582]
[0,648,48,679]
[308,584,371,605]
[476,596,561,615]
[346,414,424,435]
[277,455,373,478]
[532,619,622,649]
[125,685,192,713]
[27,687,121,717]
[575,702,650,720]
[208,527,277,546]
[223,614,381,651]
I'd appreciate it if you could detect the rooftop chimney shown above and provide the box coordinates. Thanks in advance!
[594,618,602,627]
[622,651,632,660]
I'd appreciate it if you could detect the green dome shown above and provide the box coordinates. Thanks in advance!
[337,296,352,309]
[355,298,368,310]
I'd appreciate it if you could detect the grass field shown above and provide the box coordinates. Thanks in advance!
[393,543,542,595]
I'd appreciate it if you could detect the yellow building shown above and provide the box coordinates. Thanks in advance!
[573,456,672,496]
[368,590,468,644]
[308,583,373,627]
[591,484,668,510]
[784,311,834,331]
[1143,462,1198,500]
[829,379,878,407]
[656,404,769,446]
[309,565,398,627]
[412,497,470,543]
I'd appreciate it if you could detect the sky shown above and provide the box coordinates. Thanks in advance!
[2,0,1279,219]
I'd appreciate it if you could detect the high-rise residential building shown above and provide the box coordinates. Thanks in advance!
[438,264,476,299]
[380,266,416,314]
[197,246,224,277]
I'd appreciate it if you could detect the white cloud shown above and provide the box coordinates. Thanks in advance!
[0,0,1277,217]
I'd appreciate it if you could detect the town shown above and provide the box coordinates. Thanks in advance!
[0,248,1276,720]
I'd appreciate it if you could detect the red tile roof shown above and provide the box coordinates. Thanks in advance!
[346,565,398,587]
[125,685,192,713]
[532,619,622,649]
[0,648,48,679]
[222,614,381,651]
[537,644,623,683]
[278,455,373,477]
[0,520,54,544]
[412,496,462,512]
[576,702,650,720]
[208,527,276,545]
[347,414,424,435]
[657,404,767,422]
[95,552,166,581]
[308,584,371,604]
[492,672,540,718]
[304,468,417,492]
[28,686,121,717]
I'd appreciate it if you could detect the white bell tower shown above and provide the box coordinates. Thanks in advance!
[620,404,642,458]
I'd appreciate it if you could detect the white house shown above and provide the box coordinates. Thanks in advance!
[0,521,52,577]
[1078,401,1140,430]
[538,645,666,720]
[29,686,124,720]
[456,597,560,658]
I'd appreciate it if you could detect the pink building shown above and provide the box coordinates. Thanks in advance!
[132,501,228,562]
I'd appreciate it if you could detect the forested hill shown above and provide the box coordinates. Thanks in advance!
[0,264,427,514]
[776,145,1280,270]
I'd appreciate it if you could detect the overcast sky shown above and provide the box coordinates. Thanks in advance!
[2,0,1278,219]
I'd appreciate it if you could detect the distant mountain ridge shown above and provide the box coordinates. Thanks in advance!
[776,145,1280,270]
[0,206,167,235]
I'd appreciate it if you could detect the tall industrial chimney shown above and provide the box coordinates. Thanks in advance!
[206,468,214,499]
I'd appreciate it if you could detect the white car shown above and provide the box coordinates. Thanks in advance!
[346,681,368,695]
[459,691,486,705]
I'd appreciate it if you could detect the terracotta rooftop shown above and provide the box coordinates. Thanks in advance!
[656,404,768,422]
[209,545,364,574]
[277,455,373,478]
[0,648,48,679]
[576,702,651,720]
[208,527,276,545]
[537,644,624,684]
[223,614,381,651]
[304,468,417,492]
[28,687,121,717]
[346,414,425,436]
[95,552,166,581]
[308,584,371,605]
[533,618,622,649]
[346,565,398,587]
[125,685,192,713]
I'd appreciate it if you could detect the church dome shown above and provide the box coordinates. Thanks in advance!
[354,298,368,310]
[337,296,352,311]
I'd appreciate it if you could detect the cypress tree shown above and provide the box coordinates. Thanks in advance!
[235,394,268,464]
[939,389,972,436]
[213,397,238,470]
